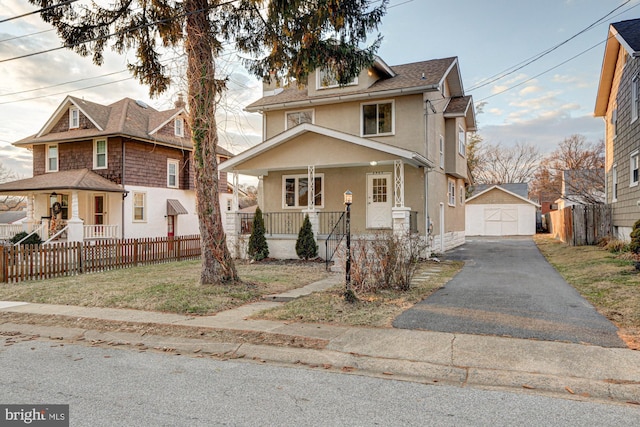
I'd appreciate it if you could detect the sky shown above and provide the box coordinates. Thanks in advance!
[1,0,639,179]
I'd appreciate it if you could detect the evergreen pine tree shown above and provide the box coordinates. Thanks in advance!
[296,214,318,260]
[248,207,269,261]
[630,219,640,254]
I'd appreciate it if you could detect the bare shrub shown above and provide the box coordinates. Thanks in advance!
[604,239,629,253]
[346,232,428,293]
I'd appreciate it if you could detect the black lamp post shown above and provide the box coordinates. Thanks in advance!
[343,190,356,302]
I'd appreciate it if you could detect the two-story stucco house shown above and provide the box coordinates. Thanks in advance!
[595,18,640,240]
[221,56,476,259]
[0,95,232,242]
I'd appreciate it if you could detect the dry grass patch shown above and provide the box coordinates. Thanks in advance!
[534,234,640,349]
[253,260,463,327]
[0,260,328,315]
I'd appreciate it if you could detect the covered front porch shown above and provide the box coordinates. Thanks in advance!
[220,124,431,260]
[0,169,127,244]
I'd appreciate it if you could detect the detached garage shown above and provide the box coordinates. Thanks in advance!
[465,184,539,236]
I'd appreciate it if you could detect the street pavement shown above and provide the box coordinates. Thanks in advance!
[394,237,625,348]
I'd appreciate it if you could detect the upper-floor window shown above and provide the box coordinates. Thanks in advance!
[612,163,618,202]
[283,174,324,209]
[632,73,639,123]
[439,135,444,169]
[175,117,184,137]
[93,139,107,169]
[167,159,179,188]
[611,108,618,138]
[69,107,79,129]
[46,144,58,172]
[316,69,357,89]
[362,101,394,137]
[133,192,146,222]
[630,151,639,187]
[458,126,466,156]
[285,110,314,129]
[448,178,456,206]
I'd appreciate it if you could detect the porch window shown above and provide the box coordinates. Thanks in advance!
[69,107,79,129]
[362,101,394,136]
[285,110,314,129]
[175,117,184,137]
[448,178,456,206]
[458,126,466,156]
[167,159,179,188]
[630,151,639,187]
[133,192,146,221]
[60,194,69,220]
[283,174,323,208]
[633,73,639,123]
[46,144,58,172]
[93,139,107,169]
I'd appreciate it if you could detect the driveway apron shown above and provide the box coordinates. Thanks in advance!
[393,237,625,347]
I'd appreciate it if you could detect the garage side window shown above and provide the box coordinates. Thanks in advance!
[448,179,456,206]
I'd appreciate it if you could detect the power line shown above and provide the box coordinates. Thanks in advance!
[467,0,633,92]
[0,0,79,23]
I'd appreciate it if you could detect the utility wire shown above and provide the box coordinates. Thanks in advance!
[0,0,79,23]
[467,0,633,92]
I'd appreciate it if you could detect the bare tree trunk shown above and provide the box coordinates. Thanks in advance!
[185,0,238,285]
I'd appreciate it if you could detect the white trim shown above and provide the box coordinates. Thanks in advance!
[132,191,146,222]
[149,109,187,135]
[167,159,179,188]
[220,123,434,172]
[632,73,639,123]
[69,107,79,129]
[316,69,358,90]
[282,173,324,209]
[285,109,315,130]
[361,99,395,137]
[37,96,104,137]
[458,125,466,156]
[466,185,541,207]
[630,150,639,187]
[448,178,456,206]
[93,138,108,170]
[174,117,185,137]
[612,163,618,202]
[46,143,58,172]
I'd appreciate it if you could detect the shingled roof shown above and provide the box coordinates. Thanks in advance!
[611,18,640,53]
[246,57,461,111]
[14,96,192,150]
[0,169,126,195]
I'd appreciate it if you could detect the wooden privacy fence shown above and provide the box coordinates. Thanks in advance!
[547,205,612,246]
[0,235,201,283]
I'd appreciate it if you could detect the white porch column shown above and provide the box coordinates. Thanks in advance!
[303,165,319,237]
[257,176,264,209]
[24,193,35,232]
[392,160,411,235]
[66,190,84,242]
[232,172,239,212]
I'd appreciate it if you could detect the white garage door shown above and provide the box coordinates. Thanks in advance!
[484,207,518,236]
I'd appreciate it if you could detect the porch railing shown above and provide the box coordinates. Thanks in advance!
[84,224,119,240]
[238,211,344,236]
[324,211,346,270]
[13,223,47,246]
[0,224,23,241]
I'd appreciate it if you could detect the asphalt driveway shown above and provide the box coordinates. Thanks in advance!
[393,237,626,347]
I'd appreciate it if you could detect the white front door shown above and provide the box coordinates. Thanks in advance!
[367,173,392,228]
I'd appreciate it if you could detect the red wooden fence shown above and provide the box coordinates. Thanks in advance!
[0,235,201,283]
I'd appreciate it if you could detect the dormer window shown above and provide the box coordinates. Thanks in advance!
[69,107,79,129]
[175,117,184,137]
[316,69,357,90]
[46,144,58,172]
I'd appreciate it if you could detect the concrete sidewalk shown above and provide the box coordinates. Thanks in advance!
[1,277,640,404]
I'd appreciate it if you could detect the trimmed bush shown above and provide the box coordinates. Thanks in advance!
[296,214,318,260]
[630,219,640,254]
[10,231,42,245]
[247,207,269,261]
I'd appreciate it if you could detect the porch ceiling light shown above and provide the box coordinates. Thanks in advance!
[50,192,58,205]
[369,161,378,166]
[344,190,353,206]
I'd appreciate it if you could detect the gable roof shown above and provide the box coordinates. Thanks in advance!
[444,95,477,131]
[220,123,434,174]
[14,96,191,150]
[595,18,640,116]
[471,183,529,199]
[0,169,127,195]
[466,184,539,207]
[246,57,464,112]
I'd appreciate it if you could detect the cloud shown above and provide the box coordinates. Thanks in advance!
[479,112,603,154]
[518,85,543,96]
